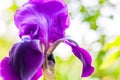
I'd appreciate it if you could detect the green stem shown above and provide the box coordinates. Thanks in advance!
[42,60,55,80]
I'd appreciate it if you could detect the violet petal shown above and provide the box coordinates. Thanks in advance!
[65,40,94,77]
[14,0,70,43]
[31,67,43,80]
[1,40,43,80]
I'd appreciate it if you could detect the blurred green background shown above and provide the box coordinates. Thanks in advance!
[0,0,120,80]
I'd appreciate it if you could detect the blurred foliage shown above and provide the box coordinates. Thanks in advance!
[104,36,120,51]
[80,6,100,30]
[99,0,105,4]
[97,35,106,45]
[0,37,14,60]
[0,0,120,80]
[94,36,120,80]
[55,55,82,80]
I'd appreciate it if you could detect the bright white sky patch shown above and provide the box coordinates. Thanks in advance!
[9,21,18,34]
[0,0,12,12]
[81,0,99,7]
[92,42,102,53]
[54,43,72,60]
[66,20,90,43]
[0,22,6,36]
[109,0,120,5]
[84,30,100,44]
[97,16,120,37]
[116,4,120,13]
[16,0,27,7]
[100,5,115,17]
[0,14,7,36]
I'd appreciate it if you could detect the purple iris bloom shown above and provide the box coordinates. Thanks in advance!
[0,0,94,79]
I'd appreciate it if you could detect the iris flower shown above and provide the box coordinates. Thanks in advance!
[0,0,94,80]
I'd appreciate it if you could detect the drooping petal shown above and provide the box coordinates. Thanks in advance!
[14,0,70,44]
[65,39,94,77]
[1,40,44,80]
[72,46,94,77]
[46,38,94,77]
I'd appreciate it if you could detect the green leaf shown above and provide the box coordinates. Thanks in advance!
[80,6,86,13]
[82,10,100,30]
[96,50,106,67]
[97,35,106,45]
[90,21,98,30]
[104,36,120,51]
[100,50,120,69]
[8,3,18,12]
[109,15,114,20]
[99,0,105,4]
